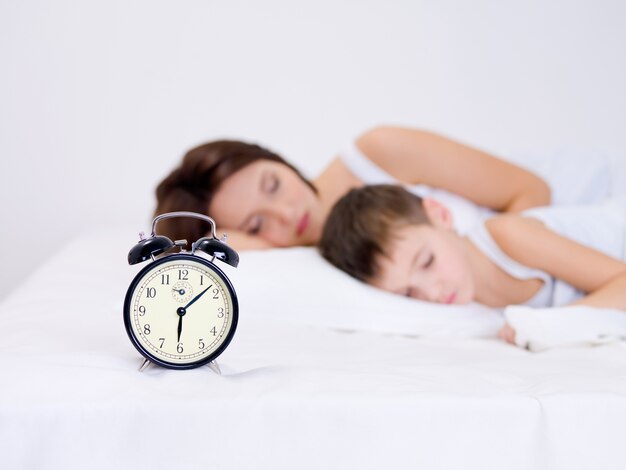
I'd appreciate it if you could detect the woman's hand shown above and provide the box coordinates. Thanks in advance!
[355,126,551,213]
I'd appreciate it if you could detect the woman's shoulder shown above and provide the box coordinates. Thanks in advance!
[331,142,399,186]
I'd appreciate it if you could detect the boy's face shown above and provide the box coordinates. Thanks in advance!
[371,223,475,305]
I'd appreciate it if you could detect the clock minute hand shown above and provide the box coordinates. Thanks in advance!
[177,315,183,343]
[183,285,212,310]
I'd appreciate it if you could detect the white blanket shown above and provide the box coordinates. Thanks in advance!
[1,229,626,470]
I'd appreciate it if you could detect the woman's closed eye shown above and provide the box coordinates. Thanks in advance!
[247,215,264,235]
[263,174,280,194]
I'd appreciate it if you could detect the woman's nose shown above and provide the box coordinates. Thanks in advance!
[275,203,297,225]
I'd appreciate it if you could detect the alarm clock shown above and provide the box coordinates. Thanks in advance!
[123,211,239,372]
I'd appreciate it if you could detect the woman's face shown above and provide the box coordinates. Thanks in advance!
[209,160,323,247]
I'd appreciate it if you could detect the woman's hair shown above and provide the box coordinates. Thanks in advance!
[319,184,429,282]
[154,140,314,242]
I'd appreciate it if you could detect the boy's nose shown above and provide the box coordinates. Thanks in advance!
[425,282,443,303]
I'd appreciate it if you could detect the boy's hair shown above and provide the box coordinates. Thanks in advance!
[319,184,429,282]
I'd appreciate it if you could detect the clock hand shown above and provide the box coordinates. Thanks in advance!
[177,314,183,343]
[175,284,212,344]
[172,288,186,295]
[182,285,212,310]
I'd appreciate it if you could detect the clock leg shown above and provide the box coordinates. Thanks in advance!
[207,361,222,375]
[138,358,151,372]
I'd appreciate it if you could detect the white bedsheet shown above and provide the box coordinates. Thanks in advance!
[1,229,626,470]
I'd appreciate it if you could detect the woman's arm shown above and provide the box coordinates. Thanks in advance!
[487,215,626,310]
[356,126,551,213]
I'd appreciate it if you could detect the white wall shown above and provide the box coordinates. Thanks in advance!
[1,0,625,300]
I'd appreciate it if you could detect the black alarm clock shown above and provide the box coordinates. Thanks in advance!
[123,211,239,372]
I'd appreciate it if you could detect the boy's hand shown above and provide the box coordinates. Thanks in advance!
[498,323,517,345]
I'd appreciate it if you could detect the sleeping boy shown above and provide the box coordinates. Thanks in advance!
[319,184,626,349]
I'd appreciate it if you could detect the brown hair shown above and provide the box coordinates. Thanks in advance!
[319,184,429,282]
[154,140,315,242]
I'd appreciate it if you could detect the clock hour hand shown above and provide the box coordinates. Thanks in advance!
[182,285,212,310]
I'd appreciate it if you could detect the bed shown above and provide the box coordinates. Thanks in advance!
[2,152,626,470]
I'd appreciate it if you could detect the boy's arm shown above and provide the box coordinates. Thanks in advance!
[486,215,626,310]
[355,126,551,213]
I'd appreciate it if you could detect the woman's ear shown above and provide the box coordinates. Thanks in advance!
[422,197,454,229]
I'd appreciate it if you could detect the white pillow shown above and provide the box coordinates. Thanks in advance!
[223,247,503,337]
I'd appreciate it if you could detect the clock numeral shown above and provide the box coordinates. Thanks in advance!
[138,305,146,316]
[217,307,224,318]
[199,339,205,349]
[161,274,170,285]
[200,275,204,286]
[177,342,184,354]
[144,324,151,335]
[211,326,217,336]
[159,337,165,348]
[178,269,189,281]
[212,288,219,299]
[146,287,157,298]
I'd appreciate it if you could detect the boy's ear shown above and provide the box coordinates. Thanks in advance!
[422,197,453,229]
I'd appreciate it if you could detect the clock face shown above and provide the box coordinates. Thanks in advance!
[124,254,238,369]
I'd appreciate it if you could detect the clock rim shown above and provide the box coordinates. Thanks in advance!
[123,253,239,370]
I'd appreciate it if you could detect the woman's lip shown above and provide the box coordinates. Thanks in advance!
[296,212,310,236]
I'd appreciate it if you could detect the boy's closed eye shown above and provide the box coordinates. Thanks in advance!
[421,253,434,269]
[400,254,434,298]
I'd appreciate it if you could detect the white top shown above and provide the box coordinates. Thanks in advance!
[467,200,626,307]
[339,143,494,234]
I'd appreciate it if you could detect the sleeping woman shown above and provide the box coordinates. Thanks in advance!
[154,126,550,249]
